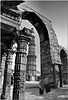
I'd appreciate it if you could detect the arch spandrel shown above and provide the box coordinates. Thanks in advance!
[45,23,61,64]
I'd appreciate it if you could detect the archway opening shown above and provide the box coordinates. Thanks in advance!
[60,49,67,84]
[22,11,52,79]
[21,20,41,81]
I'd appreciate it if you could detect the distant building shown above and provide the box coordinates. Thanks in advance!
[26,35,37,81]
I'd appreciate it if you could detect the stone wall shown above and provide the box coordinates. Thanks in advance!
[40,40,52,79]
[59,46,68,84]
[42,21,61,65]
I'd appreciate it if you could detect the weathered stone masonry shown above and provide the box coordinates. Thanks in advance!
[13,29,32,100]
[21,10,62,87]
[1,2,68,96]
[59,46,68,84]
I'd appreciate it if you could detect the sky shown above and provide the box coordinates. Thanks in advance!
[20,1,67,72]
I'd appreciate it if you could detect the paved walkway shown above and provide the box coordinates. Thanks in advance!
[0,87,67,100]
[0,84,68,100]
[25,87,68,100]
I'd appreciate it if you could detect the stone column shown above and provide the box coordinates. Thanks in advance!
[1,49,14,99]
[6,49,15,99]
[53,64,60,88]
[53,64,56,88]
[0,53,6,89]
[59,64,62,87]
[13,34,31,100]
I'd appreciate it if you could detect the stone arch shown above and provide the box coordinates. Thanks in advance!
[60,48,68,84]
[22,11,61,83]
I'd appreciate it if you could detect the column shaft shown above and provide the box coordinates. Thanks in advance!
[53,64,61,88]
[53,64,56,88]
[1,49,14,99]
[13,35,31,100]
[1,50,9,99]
[59,65,62,87]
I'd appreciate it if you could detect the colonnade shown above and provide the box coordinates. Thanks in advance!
[1,28,32,100]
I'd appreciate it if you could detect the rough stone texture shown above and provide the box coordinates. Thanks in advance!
[42,21,61,65]
[40,40,52,78]
[58,45,68,84]
[13,29,31,100]
[22,10,61,85]
[21,4,61,64]
[1,55,6,75]
[0,55,6,88]
[1,49,13,99]
[1,2,68,87]
[6,49,15,87]
[20,4,61,63]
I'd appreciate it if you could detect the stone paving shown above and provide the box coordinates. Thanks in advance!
[25,87,68,100]
[0,84,68,100]
[0,87,67,100]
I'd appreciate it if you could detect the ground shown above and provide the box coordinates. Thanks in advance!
[0,81,68,100]
[26,88,68,100]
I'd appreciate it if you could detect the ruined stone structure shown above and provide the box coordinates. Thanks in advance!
[0,1,68,100]
[20,5,62,87]
[26,35,37,81]
[59,45,68,84]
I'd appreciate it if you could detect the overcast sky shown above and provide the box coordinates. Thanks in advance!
[21,1,67,71]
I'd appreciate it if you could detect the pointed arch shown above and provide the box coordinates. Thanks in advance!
[22,11,61,80]
[60,49,68,84]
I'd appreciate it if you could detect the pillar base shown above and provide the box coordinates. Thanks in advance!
[1,94,7,99]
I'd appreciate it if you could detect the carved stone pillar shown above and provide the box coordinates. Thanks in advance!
[1,49,14,99]
[6,49,15,99]
[13,34,31,100]
[0,53,6,89]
